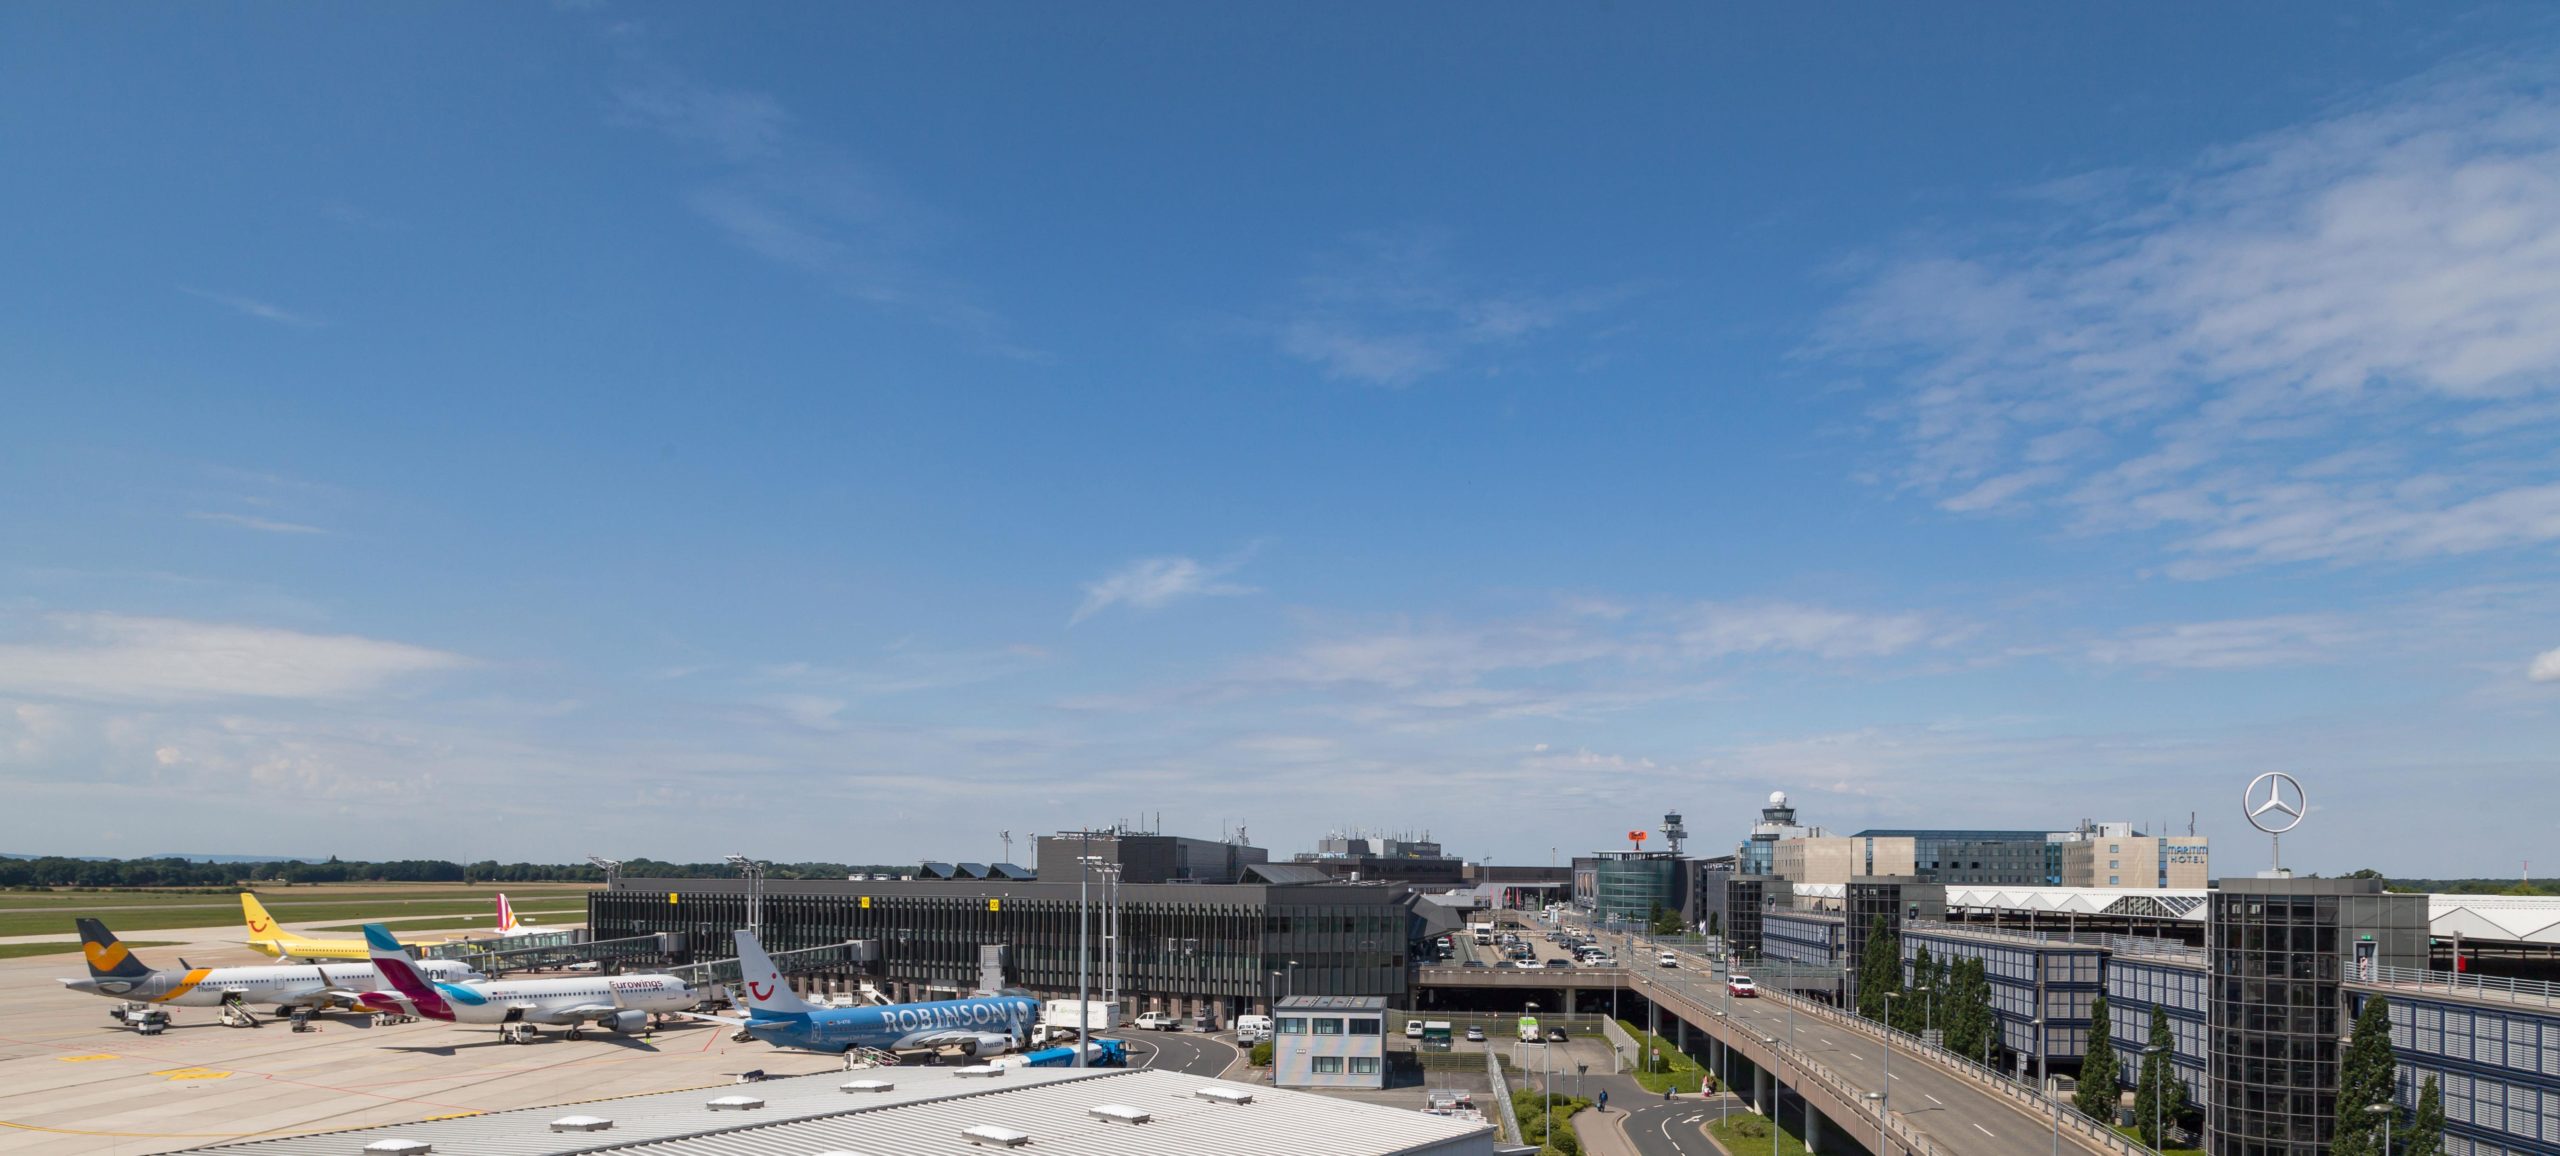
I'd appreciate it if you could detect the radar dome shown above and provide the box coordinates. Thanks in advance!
[1769,790,1789,807]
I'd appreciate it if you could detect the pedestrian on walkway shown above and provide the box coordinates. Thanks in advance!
[1599,1089,1609,1113]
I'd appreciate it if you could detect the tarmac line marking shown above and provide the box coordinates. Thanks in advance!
[1974,1123,1998,1137]
[57,1053,118,1062]
[1926,1093,1944,1105]
[153,1067,232,1081]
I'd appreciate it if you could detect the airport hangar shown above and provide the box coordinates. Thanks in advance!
[588,832,1444,1028]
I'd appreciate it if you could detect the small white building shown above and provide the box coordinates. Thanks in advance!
[1274,994,1389,1090]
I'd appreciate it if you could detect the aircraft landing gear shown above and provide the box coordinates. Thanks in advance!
[565,1027,584,1041]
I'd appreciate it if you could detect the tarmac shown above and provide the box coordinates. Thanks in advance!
[0,920,869,1155]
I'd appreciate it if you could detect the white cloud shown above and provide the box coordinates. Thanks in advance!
[2531,646,2560,683]
[1071,556,1256,624]
[1827,63,2560,573]
[1273,230,1628,386]
[189,511,326,535]
[179,287,320,327]
[1678,601,1960,661]
[0,614,468,702]
[2089,616,2356,670]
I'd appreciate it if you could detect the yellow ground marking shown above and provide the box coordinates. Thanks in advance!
[56,1053,118,1062]
[421,1111,482,1121]
[152,1067,231,1081]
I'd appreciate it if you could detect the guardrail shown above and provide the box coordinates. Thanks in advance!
[1755,982,2164,1156]
[1488,1047,1524,1144]
[2364,963,2560,1006]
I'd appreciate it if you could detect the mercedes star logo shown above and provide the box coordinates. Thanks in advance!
[2243,771,2306,835]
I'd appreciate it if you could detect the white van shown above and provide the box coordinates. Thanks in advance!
[1234,1014,1272,1044]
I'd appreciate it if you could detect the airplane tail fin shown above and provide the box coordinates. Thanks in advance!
[495,893,518,933]
[76,918,153,980]
[241,893,302,946]
[732,929,818,1016]
[361,923,451,1018]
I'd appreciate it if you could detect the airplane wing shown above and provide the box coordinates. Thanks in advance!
[895,1027,1020,1054]
[676,1010,749,1028]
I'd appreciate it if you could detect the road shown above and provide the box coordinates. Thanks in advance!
[1116,1026,1238,1077]
[1621,1093,1751,1156]
[1576,920,2104,1156]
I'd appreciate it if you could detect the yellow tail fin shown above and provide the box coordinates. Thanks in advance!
[240,893,304,949]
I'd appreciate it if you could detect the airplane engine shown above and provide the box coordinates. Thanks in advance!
[601,1009,649,1034]
[955,1032,1013,1057]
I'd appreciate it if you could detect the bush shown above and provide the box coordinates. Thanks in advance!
[1248,1040,1272,1067]
[1512,1090,1593,1154]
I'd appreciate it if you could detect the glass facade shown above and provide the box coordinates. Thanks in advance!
[2107,954,2212,1107]
[2367,990,2560,1156]
[1725,875,1787,959]
[1591,855,1680,924]
[2208,879,2426,1156]
[1763,911,1844,966]
[1904,927,2103,1061]
[1854,829,2052,882]
[591,878,1411,1013]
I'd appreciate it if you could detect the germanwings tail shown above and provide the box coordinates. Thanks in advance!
[76,918,154,981]
[361,923,453,1020]
[495,893,520,933]
[733,929,817,1016]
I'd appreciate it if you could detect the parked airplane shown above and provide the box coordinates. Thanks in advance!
[700,928,1039,1056]
[59,918,479,1015]
[241,893,429,963]
[357,923,697,1040]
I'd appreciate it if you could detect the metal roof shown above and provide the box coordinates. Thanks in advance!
[1279,995,1391,1011]
[177,1065,1115,1156]
[2429,893,2560,947]
[609,1068,1490,1156]
[1239,862,1332,885]
[1940,885,2211,920]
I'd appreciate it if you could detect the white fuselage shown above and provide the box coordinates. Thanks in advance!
[413,974,697,1026]
[63,960,478,1008]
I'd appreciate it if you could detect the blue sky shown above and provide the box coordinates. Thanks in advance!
[4,4,2557,874]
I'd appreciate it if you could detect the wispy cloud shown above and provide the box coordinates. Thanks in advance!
[2531,646,2560,683]
[179,287,320,327]
[189,511,326,535]
[2089,615,2358,670]
[1071,556,1257,624]
[1824,59,2560,575]
[1273,230,1632,386]
[607,55,1025,355]
[0,614,468,702]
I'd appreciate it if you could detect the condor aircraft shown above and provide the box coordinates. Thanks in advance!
[699,929,1039,1057]
[60,918,479,1014]
[358,923,697,1040]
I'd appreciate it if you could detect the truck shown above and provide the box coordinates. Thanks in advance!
[1034,999,1120,1043]
[1468,922,1495,946]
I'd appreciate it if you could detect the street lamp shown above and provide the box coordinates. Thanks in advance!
[2034,1017,2056,1156]
[2143,1042,2171,1148]
[1881,990,1903,1147]
[2370,1102,2396,1156]
[1866,1091,1887,1156]
[723,854,765,940]
[1916,984,1932,1042]
[1528,1000,1550,1140]
[1076,851,1103,1068]
[1762,1036,1785,1156]
[586,855,622,890]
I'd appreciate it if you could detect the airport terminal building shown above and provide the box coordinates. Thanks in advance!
[588,833,1417,1027]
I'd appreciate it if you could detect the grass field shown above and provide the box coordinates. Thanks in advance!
[0,939,182,960]
[1706,1110,1810,1156]
[0,884,597,937]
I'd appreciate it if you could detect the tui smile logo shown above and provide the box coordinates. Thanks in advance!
[248,919,270,933]
[748,981,775,1001]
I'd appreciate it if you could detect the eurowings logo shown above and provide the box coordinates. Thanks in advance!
[84,942,130,972]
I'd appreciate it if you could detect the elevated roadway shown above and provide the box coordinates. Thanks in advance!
[1421,921,2160,1156]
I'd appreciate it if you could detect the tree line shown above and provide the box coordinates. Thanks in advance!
[0,856,910,889]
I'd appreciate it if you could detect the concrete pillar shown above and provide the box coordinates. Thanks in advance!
[1755,1065,1774,1115]
[1677,1016,1687,1050]
[1805,1105,1822,1155]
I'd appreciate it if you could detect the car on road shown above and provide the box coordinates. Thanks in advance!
[1463,960,1487,968]
[1135,1012,1181,1031]
[1406,1019,1425,1039]
[1658,951,1679,968]
[1546,1027,1568,1042]
[1465,1025,1487,1042]
[1728,974,1759,997]
[1544,958,1571,968]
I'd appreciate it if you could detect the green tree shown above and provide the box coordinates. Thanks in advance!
[2404,1075,2442,1156]
[2131,1005,2190,1148]
[1896,946,1936,1034]
[1649,903,1685,936]
[2334,996,2398,1156]
[2075,996,2120,1122]
[1941,956,1997,1065]
[1857,915,1902,1021]
[1708,911,1722,939]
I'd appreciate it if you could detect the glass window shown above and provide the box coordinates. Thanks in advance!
[1312,1018,1344,1035]
[1351,1056,1379,1074]
[1312,1056,1343,1073]
[1349,1017,1381,1035]
[1277,1017,1307,1035]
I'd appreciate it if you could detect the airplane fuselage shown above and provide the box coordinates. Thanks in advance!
[742,994,1040,1054]
[62,959,476,1008]
[364,974,697,1026]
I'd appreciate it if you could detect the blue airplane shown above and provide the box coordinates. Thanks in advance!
[704,929,1042,1057]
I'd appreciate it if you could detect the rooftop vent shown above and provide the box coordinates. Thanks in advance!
[706,1095,766,1111]
[1194,1087,1255,1105]
[548,1116,613,1133]
[840,1079,896,1093]
[359,1142,433,1155]
[952,1064,1006,1078]
[1089,1104,1153,1125]
[960,1124,1032,1147]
